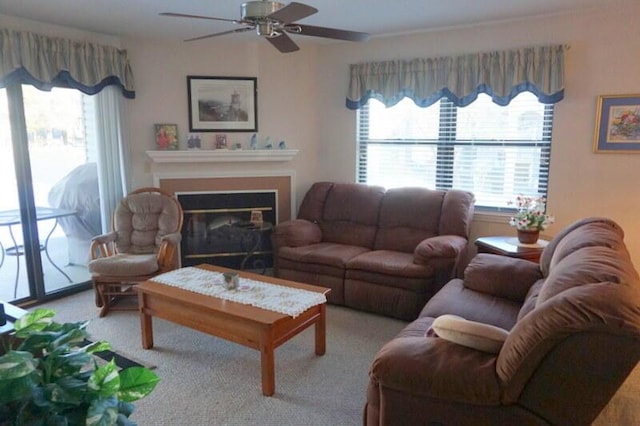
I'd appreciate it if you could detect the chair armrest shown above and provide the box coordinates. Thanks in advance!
[89,232,118,260]
[91,232,117,245]
[413,235,467,265]
[272,219,322,248]
[463,254,543,302]
[370,336,501,404]
[160,231,182,246]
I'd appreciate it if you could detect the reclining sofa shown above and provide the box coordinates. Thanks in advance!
[365,217,640,425]
[271,182,475,320]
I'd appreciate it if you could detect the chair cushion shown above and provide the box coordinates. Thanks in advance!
[88,254,159,276]
[431,314,509,354]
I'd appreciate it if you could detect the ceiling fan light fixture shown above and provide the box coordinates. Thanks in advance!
[256,21,281,38]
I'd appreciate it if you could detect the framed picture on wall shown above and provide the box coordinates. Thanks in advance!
[155,124,178,150]
[187,76,258,132]
[593,94,640,153]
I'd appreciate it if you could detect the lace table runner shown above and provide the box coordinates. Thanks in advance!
[150,267,327,318]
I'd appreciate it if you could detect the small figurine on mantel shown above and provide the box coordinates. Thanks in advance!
[264,136,272,149]
[250,133,258,150]
[278,140,286,149]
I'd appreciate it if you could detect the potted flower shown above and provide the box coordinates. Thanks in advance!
[508,195,554,244]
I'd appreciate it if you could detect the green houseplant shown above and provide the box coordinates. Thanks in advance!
[0,308,159,426]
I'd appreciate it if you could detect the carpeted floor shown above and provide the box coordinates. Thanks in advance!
[40,289,407,425]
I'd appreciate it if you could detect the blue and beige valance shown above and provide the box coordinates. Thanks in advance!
[0,29,135,98]
[346,44,565,109]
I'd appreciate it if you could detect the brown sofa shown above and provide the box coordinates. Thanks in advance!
[365,217,640,425]
[271,182,475,320]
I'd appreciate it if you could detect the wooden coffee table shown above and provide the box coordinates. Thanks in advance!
[136,264,331,396]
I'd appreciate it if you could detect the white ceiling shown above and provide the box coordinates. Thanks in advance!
[0,0,616,43]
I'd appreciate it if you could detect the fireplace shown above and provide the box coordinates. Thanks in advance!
[155,173,294,271]
[177,191,276,270]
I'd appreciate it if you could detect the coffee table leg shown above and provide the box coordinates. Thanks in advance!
[315,303,326,356]
[260,339,275,396]
[139,297,154,349]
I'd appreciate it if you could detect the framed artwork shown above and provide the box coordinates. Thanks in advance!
[215,134,228,149]
[155,124,178,150]
[593,94,640,153]
[187,76,258,132]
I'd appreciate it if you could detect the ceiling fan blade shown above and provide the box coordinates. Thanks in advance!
[160,12,239,24]
[266,32,300,53]
[292,24,370,42]
[185,27,254,42]
[268,2,317,23]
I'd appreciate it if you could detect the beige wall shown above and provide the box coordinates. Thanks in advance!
[315,3,640,266]
[3,2,640,267]
[123,37,320,208]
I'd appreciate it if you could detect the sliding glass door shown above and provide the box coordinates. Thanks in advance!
[0,84,100,303]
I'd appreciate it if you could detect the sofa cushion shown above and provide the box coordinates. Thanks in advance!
[463,254,543,303]
[297,182,334,222]
[319,183,385,248]
[421,279,520,331]
[278,243,369,268]
[374,187,443,252]
[347,250,434,279]
[432,314,509,354]
[540,217,625,276]
[537,246,639,305]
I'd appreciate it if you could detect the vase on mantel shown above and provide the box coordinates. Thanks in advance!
[517,229,540,244]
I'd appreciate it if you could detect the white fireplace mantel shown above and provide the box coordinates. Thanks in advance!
[146,149,298,163]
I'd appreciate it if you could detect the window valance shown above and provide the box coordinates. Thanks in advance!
[346,45,565,109]
[0,29,135,98]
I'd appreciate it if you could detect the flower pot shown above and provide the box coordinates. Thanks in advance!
[517,229,540,244]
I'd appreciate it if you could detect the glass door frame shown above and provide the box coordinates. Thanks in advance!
[5,83,91,305]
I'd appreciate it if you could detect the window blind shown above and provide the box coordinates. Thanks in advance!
[357,92,554,210]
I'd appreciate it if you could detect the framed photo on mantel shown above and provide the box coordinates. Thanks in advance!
[188,76,258,133]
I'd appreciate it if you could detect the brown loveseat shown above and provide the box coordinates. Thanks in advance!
[271,182,475,320]
[365,217,640,425]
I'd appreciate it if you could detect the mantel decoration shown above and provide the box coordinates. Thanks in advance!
[508,195,554,244]
[593,94,640,153]
[188,76,257,133]
[0,308,159,425]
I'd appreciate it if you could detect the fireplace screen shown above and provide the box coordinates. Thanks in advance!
[177,191,276,271]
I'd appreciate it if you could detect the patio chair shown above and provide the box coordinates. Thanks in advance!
[88,187,183,317]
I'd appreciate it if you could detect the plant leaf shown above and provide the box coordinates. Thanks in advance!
[0,351,37,380]
[13,308,55,336]
[86,396,119,426]
[117,367,159,402]
[0,373,37,405]
[84,340,112,354]
[88,359,120,397]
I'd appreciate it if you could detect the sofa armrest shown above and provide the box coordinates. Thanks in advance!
[370,336,501,405]
[413,235,467,266]
[463,254,543,303]
[272,219,322,248]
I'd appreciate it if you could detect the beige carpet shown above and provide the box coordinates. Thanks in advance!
[40,290,406,425]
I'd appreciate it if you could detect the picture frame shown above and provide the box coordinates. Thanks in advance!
[593,94,640,153]
[187,76,258,132]
[155,124,178,150]
[215,134,228,149]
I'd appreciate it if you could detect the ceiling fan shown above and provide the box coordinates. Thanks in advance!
[160,1,370,53]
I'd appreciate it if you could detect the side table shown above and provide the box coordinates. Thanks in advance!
[475,236,549,263]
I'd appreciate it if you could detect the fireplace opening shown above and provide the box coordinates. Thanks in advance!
[177,191,276,271]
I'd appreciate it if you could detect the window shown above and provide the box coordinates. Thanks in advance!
[357,92,554,210]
